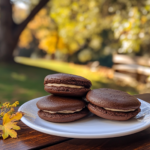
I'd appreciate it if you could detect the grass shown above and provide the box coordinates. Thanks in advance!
[0,63,57,105]
[0,58,139,105]
[15,57,103,81]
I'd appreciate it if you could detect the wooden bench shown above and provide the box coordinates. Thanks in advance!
[113,54,150,83]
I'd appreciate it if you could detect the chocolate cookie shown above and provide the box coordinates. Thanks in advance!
[37,95,89,123]
[44,73,92,97]
[86,88,141,121]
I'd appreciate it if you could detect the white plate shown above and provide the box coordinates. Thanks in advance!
[18,96,150,139]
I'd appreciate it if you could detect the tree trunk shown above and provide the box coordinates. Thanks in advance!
[0,0,14,62]
[0,0,49,62]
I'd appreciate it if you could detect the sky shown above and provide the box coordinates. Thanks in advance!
[11,0,28,9]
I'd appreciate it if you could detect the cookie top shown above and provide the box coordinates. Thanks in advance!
[44,73,92,88]
[36,95,86,111]
[86,88,141,110]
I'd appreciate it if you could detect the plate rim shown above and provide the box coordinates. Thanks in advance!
[18,97,150,139]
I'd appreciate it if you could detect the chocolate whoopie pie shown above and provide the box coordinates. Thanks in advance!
[44,73,92,97]
[37,95,89,123]
[86,88,141,121]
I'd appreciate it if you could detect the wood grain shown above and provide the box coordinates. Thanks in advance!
[0,120,70,150]
[134,93,150,103]
[42,127,150,150]
[0,108,70,150]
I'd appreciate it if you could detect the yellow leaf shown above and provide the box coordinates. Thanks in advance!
[2,122,20,139]
[1,112,23,139]
[19,28,33,48]
[3,112,23,125]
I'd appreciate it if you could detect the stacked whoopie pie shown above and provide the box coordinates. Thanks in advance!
[37,73,92,123]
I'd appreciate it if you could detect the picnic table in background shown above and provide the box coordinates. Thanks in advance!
[113,54,150,84]
[0,93,150,150]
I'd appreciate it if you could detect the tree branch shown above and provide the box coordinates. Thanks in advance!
[14,0,49,40]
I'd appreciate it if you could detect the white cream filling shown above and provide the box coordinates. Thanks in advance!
[104,108,135,112]
[46,83,84,88]
[43,108,83,114]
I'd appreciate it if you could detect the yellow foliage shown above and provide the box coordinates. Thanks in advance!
[19,8,51,49]
[19,28,33,48]
[141,16,147,24]
[38,9,47,16]
[0,101,19,118]
[28,9,50,30]
[35,29,50,39]
[18,1,106,54]
[68,42,79,53]
[38,31,67,54]
[57,37,66,50]
[18,6,67,53]
[125,22,132,31]
[39,35,58,54]
[1,112,23,139]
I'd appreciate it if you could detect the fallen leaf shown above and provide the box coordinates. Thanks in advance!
[1,112,23,139]
[3,112,23,125]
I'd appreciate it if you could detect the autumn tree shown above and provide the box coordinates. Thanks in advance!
[1,0,149,63]
[18,0,112,62]
[49,0,150,61]
[0,0,50,62]
[18,0,150,64]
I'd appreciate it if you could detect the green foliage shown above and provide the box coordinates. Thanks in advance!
[50,0,109,54]
[111,0,150,54]
[0,63,56,105]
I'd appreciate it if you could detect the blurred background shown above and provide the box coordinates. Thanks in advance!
[0,0,150,105]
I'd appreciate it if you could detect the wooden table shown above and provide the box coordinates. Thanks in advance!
[0,93,150,150]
